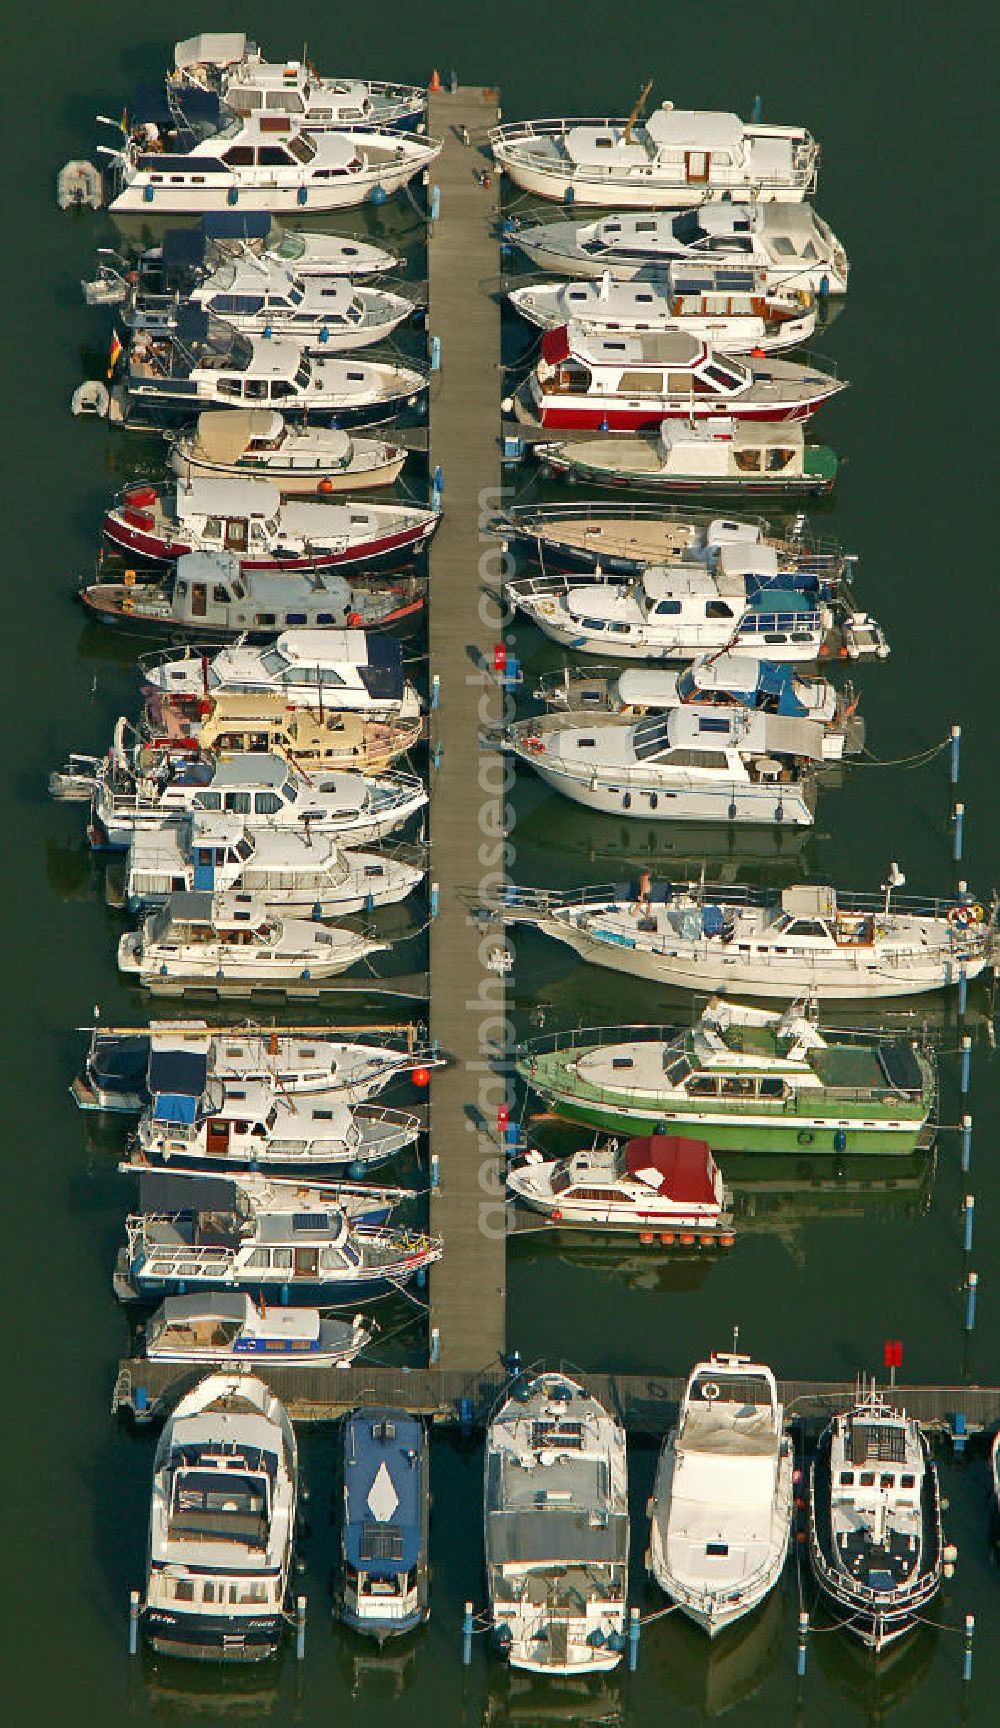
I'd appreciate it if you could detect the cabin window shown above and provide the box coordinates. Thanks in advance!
[213,586,230,604]
[653,600,682,616]
[787,920,829,938]
[767,448,794,471]
[706,601,734,619]
[758,1077,785,1099]
[287,133,316,165]
[173,1578,196,1602]
[839,1471,855,1485]
[771,237,796,257]
[245,380,268,400]
[196,795,221,812]
[285,612,308,626]
[859,1472,876,1487]
[618,369,663,395]
[223,146,255,167]
[320,1248,343,1269]
[706,363,745,389]
[255,613,276,628]
[224,792,252,814]
[257,146,292,166]
[666,372,693,393]
[245,1248,269,1268]
[901,1474,916,1488]
[217,379,242,398]
[720,1076,755,1098]
[225,519,249,553]
[203,518,222,540]
[685,1075,718,1097]
[272,1248,293,1270]
[734,450,762,473]
[254,792,282,814]
[705,1541,729,1556]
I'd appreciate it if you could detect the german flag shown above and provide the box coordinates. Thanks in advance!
[107,329,124,379]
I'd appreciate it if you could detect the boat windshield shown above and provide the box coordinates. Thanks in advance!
[281,780,299,803]
[260,647,290,676]
[677,669,697,701]
[294,359,311,388]
[665,1055,692,1084]
[287,133,316,166]
[550,1167,572,1195]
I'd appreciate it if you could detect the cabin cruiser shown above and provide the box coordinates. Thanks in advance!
[134,1074,420,1176]
[512,325,845,433]
[515,998,937,1155]
[144,1293,373,1367]
[509,273,816,355]
[105,108,440,214]
[93,742,427,848]
[125,816,423,920]
[648,1351,793,1636]
[141,628,422,721]
[142,1371,297,1660]
[336,1408,430,1639]
[74,1018,437,1115]
[508,203,848,294]
[507,1133,730,1234]
[507,707,824,827]
[119,309,425,423]
[118,890,387,992]
[491,101,819,207]
[81,550,423,638]
[535,654,863,760]
[491,871,996,1000]
[505,554,887,665]
[104,476,438,570]
[144,689,421,775]
[484,1373,629,1672]
[808,1384,944,1652]
[173,33,427,133]
[130,257,414,351]
[169,411,408,492]
[116,1170,441,1303]
[537,418,839,497]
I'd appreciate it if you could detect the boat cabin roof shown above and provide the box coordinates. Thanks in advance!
[546,323,706,370]
[344,1408,424,1574]
[155,889,270,931]
[715,541,781,580]
[174,548,246,588]
[780,884,838,919]
[176,475,282,521]
[159,1292,323,1341]
[272,628,393,670]
[624,1134,716,1200]
[640,566,744,603]
[645,106,745,153]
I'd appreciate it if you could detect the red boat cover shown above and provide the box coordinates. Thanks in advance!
[625,1135,716,1203]
[540,325,572,366]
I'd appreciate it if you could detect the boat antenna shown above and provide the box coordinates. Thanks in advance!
[624,80,653,146]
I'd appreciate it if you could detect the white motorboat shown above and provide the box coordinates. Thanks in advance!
[512,325,845,432]
[505,552,883,666]
[118,890,387,992]
[173,33,427,133]
[537,418,839,497]
[492,871,996,1001]
[104,476,438,569]
[125,816,424,918]
[508,204,848,294]
[490,101,819,207]
[105,108,440,214]
[142,1371,297,1660]
[144,1293,373,1367]
[94,743,427,848]
[808,1384,944,1652]
[141,628,422,721]
[132,257,415,351]
[507,1133,731,1234]
[507,706,823,828]
[509,272,816,355]
[169,411,408,492]
[647,1351,793,1636]
[535,654,863,760]
[484,1373,629,1673]
[118,310,426,423]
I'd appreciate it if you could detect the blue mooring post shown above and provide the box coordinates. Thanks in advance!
[965,1270,978,1331]
[430,184,441,222]
[953,802,965,862]
[430,881,440,919]
[961,1113,972,1174]
[964,1194,975,1254]
[128,1590,140,1656]
[432,741,442,769]
[430,1326,440,1364]
[960,1034,972,1094]
[462,1601,474,1665]
[430,334,441,371]
[431,672,440,710]
[964,1613,975,1684]
[628,1606,640,1672]
[796,1609,810,1678]
[958,967,968,1015]
[296,1595,306,1661]
[752,93,763,122]
[951,724,962,785]
[430,1153,440,1188]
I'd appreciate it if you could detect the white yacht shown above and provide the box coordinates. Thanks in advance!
[118,891,387,992]
[507,1134,730,1234]
[537,419,840,498]
[508,707,823,827]
[173,33,427,133]
[485,1373,629,1673]
[808,1384,944,1652]
[509,273,816,355]
[145,1293,373,1368]
[141,628,422,722]
[509,204,848,294]
[125,815,424,919]
[170,412,408,492]
[132,256,414,351]
[494,872,995,1001]
[535,654,863,760]
[142,1371,297,1661]
[647,1352,793,1636]
[106,109,440,214]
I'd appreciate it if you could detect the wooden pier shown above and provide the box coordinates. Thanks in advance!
[424,86,507,1372]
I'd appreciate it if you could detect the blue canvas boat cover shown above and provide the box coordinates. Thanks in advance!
[147,1046,209,1100]
[152,1092,198,1126]
[343,1408,424,1575]
[756,662,808,716]
[202,211,273,243]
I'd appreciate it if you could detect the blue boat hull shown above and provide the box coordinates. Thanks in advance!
[126,1269,412,1305]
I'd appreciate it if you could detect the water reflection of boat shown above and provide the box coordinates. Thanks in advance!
[644,1579,785,1716]
[138,1650,283,1719]
[513,788,818,877]
[813,1608,936,1723]
[482,1667,624,1727]
[340,1637,417,1699]
[726,1150,935,1250]
[507,1225,716,1294]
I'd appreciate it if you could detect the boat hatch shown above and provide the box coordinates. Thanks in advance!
[876,1042,924,1094]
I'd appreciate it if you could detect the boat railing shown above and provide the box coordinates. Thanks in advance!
[518,1018,929,1059]
[494,503,847,574]
[487,877,993,928]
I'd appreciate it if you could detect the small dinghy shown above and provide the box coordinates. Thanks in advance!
[507,1133,731,1237]
[647,1351,793,1636]
[144,688,421,775]
[484,1372,629,1672]
[336,1408,430,1639]
[81,550,423,638]
[808,1383,945,1652]
[173,33,427,133]
[144,1293,373,1367]
[141,628,422,721]
[118,891,387,993]
[103,476,439,571]
[57,158,103,208]
[510,273,816,355]
[142,1371,297,1660]
[169,411,408,493]
[537,419,839,497]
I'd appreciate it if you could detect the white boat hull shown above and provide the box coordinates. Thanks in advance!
[522,755,815,827]
[496,155,806,208]
[112,159,425,216]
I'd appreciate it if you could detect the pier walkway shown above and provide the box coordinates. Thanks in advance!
[423,86,507,1372]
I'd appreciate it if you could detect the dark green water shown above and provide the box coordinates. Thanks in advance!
[2,5,998,1723]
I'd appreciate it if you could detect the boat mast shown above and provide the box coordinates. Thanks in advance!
[623,81,653,147]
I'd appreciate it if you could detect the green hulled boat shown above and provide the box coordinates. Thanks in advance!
[517,1000,936,1157]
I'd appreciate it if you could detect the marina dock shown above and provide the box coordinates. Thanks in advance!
[424,86,507,1373]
